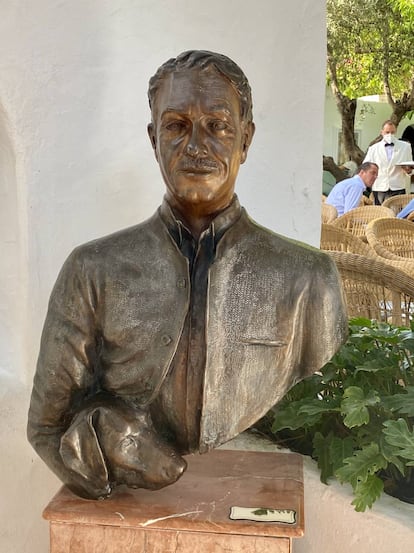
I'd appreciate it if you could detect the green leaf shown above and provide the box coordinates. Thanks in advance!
[298,399,340,417]
[340,386,380,428]
[349,317,373,328]
[329,436,356,472]
[400,335,414,354]
[313,432,334,484]
[335,443,387,488]
[381,387,414,416]
[354,357,397,374]
[271,398,338,432]
[383,419,414,463]
[271,402,314,432]
[379,436,406,477]
[351,474,384,512]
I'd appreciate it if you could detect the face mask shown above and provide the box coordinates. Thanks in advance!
[383,133,396,144]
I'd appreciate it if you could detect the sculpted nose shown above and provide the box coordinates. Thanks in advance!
[186,124,207,157]
[163,456,187,483]
[186,143,199,157]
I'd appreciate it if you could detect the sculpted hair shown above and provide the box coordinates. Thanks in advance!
[148,50,253,124]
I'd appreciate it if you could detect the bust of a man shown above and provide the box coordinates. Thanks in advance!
[28,50,348,499]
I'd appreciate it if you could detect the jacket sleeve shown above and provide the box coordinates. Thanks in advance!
[27,248,112,499]
[297,251,348,380]
[363,144,375,163]
[401,141,413,163]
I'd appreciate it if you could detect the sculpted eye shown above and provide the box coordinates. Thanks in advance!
[209,120,228,132]
[120,435,138,450]
[165,121,186,132]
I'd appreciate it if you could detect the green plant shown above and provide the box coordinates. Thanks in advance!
[262,318,414,512]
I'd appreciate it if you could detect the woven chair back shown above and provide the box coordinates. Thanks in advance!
[321,202,337,223]
[320,224,375,256]
[328,251,414,326]
[332,205,395,239]
[382,194,414,215]
[366,218,414,261]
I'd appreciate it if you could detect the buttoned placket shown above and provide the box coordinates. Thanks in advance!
[152,197,241,453]
[176,221,215,451]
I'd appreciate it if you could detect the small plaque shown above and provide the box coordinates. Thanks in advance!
[229,507,296,524]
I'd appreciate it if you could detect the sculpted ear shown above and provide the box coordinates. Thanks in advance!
[59,408,110,498]
[241,121,255,164]
[147,123,159,162]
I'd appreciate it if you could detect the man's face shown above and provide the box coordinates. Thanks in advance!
[381,123,397,137]
[360,165,378,187]
[148,67,254,215]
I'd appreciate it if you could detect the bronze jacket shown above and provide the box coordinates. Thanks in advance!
[28,206,347,496]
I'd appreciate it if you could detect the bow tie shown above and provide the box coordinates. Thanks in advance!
[385,143,394,147]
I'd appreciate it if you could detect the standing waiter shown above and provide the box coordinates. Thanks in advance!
[364,120,413,205]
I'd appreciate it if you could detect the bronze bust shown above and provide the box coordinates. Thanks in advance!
[27,50,348,499]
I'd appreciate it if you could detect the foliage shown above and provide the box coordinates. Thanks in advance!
[389,0,414,20]
[326,0,414,163]
[327,0,414,100]
[262,318,414,511]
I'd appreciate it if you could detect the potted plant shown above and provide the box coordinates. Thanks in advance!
[260,318,414,511]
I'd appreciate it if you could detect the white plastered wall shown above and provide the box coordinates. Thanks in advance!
[0,2,326,551]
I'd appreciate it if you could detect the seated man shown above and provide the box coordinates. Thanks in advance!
[27,50,348,500]
[325,162,378,216]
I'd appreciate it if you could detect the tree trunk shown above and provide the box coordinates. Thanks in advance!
[323,156,348,182]
[385,72,414,128]
[327,54,365,165]
[339,97,365,165]
[390,96,414,129]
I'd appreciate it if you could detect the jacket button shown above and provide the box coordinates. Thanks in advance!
[177,278,187,288]
[161,334,172,346]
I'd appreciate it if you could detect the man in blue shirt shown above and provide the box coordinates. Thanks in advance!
[326,162,378,216]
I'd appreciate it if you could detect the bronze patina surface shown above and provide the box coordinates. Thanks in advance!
[28,50,348,499]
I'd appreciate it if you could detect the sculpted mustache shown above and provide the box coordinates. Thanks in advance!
[179,158,218,171]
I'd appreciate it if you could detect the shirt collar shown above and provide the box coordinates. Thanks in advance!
[159,195,242,247]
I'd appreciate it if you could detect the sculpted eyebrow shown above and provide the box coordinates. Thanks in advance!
[161,105,232,118]
[208,105,232,116]
[161,108,185,116]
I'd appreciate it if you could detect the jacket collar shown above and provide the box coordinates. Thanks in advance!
[159,195,242,247]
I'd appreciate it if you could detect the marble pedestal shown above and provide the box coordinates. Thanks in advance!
[43,449,304,552]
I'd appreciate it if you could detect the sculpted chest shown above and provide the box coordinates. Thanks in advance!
[90,219,311,417]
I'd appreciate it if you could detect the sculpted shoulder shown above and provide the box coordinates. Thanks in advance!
[223,209,335,275]
[65,211,168,270]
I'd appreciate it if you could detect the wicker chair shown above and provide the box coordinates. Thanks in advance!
[366,217,414,262]
[359,194,374,206]
[332,205,395,240]
[320,224,376,256]
[321,202,337,223]
[328,251,414,326]
[382,193,414,216]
